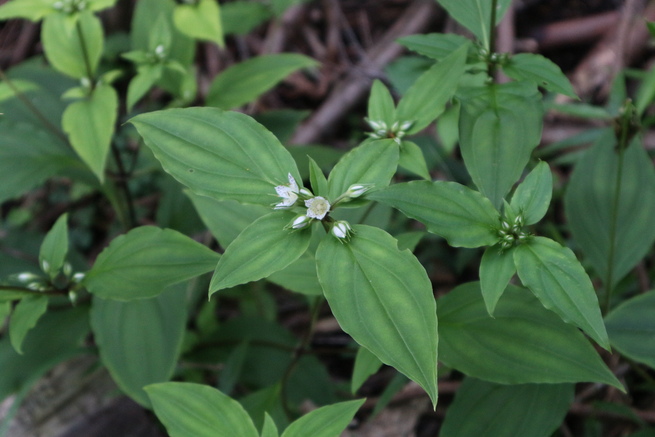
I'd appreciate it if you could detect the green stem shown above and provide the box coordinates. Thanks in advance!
[603,116,630,314]
[487,0,498,78]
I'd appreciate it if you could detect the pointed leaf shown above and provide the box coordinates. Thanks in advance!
[399,140,430,180]
[369,180,500,248]
[503,53,578,98]
[0,0,55,21]
[85,226,219,300]
[441,378,574,437]
[351,346,383,393]
[438,282,622,389]
[173,0,224,46]
[39,213,69,276]
[308,156,328,197]
[207,54,318,109]
[131,108,301,205]
[91,287,187,407]
[281,399,365,437]
[268,253,323,296]
[514,236,610,350]
[127,64,162,111]
[367,79,396,126]
[459,82,543,209]
[479,245,516,315]
[62,84,118,182]
[209,212,311,294]
[510,161,552,225]
[146,382,259,437]
[397,44,468,134]
[327,139,399,200]
[261,413,279,437]
[42,11,103,79]
[605,291,655,369]
[9,295,48,355]
[435,0,512,48]
[565,134,655,288]
[398,33,471,61]
[316,226,438,406]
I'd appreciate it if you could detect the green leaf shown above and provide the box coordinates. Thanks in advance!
[397,33,471,61]
[479,245,516,315]
[9,295,48,355]
[503,53,578,98]
[435,0,512,48]
[369,180,500,248]
[173,0,224,46]
[605,291,655,369]
[316,226,438,406]
[91,286,187,407]
[514,236,610,350]
[327,139,399,200]
[186,193,268,249]
[131,108,301,206]
[146,382,259,437]
[85,226,219,300]
[548,102,612,120]
[209,212,311,295]
[41,10,103,79]
[207,54,318,109]
[126,64,163,111]
[220,1,271,36]
[509,161,552,225]
[62,84,118,182]
[399,140,430,180]
[38,213,69,276]
[635,63,655,116]
[397,44,468,134]
[218,341,249,395]
[565,134,655,288]
[268,253,323,296]
[459,82,543,209]
[367,79,396,126]
[308,157,328,197]
[0,0,55,21]
[351,346,382,394]
[281,399,365,437]
[261,413,279,437]
[441,378,574,437]
[438,282,623,389]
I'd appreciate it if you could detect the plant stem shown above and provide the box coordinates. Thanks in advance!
[487,0,499,78]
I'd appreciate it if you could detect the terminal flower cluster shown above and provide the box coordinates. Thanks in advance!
[497,214,529,250]
[365,119,413,144]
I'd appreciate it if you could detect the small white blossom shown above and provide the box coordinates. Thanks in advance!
[41,259,50,273]
[274,173,299,209]
[17,272,39,283]
[72,272,86,282]
[305,196,331,219]
[345,183,373,199]
[332,221,353,241]
[289,215,312,230]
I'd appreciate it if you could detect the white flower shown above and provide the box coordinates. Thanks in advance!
[305,196,331,219]
[274,173,299,209]
[332,221,353,240]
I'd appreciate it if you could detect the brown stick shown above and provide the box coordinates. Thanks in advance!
[290,0,439,145]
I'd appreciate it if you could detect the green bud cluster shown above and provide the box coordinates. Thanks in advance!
[52,0,88,14]
[365,119,413,144]
[497,214,529,250]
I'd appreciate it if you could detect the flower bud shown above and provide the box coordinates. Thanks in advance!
[17,272,39,283]
[331,221,353,241]
[345,183,373,199]
[287,215,312,230]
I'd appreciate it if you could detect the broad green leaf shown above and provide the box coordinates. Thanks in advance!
[131,108,301,205]
[146,382,259,437]
[218,341,249,395]
[9,295,48,355]
[397,44,468,134]
[367,79,396,126]
[62,84,118,182]
[209,212,311,294]
[308,157,328,197]
[565,134,655,288]
[436,0,512,48]
[369,180,500,248]
[397,33,471,61]
[509,161,552,225]
[0,0,54,21]
[351,346,383,393]
[173,0,224,46]
[503,53,577,98]
[0,289,29,302]
[438,282,622,389]
[316,226,438,406]
[38,213,68,276]
[281,399,365,437]
[441,377,573,437]
[514,236,609,350]
[268,253,323,296]
[126,64,163,111]
[220,1,271,36]
[261,413,279,437]
[85,226,219,300]
[459,82,543,209]
[42,10,103,79]
[479,245,516,315]
[605,291,655,369]
[207,54,318,109]
[399,140,430,180]
[327,139,399,200]
[91,286,187,407]
[436,100,460,154]
[186,193,268,249]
